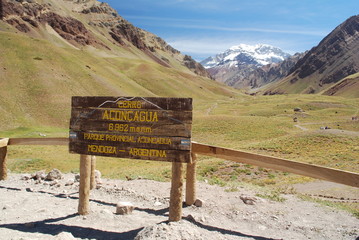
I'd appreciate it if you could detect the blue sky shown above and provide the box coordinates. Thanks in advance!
[102,0,358,61]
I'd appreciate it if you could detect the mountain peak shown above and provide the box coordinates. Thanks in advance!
[201,44,291,69]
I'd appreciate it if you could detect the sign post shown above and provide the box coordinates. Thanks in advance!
[69,96,192,220]
[185,153,197,206]
[78,154,91,215]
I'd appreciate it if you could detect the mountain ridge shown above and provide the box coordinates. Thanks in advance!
[0,0,236,130]
[201,44,291,69]
[262,15,359,96]
[201,44,299,89]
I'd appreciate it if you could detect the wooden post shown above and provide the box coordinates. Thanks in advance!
[0,147,8,181]
[0,138,9,181]
[90,155,96,190]
[185,153,197,206]
[169,161,184,221]
[78,154,91,215]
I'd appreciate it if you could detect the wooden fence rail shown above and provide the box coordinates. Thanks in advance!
[0,138,358,188]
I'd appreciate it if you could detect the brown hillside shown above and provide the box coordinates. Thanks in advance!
[263,15,359,96]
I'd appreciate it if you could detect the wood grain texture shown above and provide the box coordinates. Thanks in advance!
[0,138,9,148]
[0,147,8,180]
[72,96,192,111]
[169,161,184,221]
[4,138,358,188]
[70,120,192,137]
[70,131,191,150]
[185,153,197,206]
[90,156,96,190]
[69,142,191,163]
[78,155,91,215]
[192,142,359,188]
[70,97,193,163]
[8,138,68,145]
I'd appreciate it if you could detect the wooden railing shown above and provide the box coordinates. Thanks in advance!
[1,137,358,188]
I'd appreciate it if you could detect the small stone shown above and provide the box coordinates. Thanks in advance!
[2,205,10,210]
[54,232,77,240]
[50,180,59,186]
[65,179,74,186]
[46,169,63,181]
[32,170,46,180]
[26,188,34,192]
[194,199,204,207]
[74,174,80,182]
[20,174,31,180]
[116,202,134,215]
[94,170,101,180]
[154,201,162,206]
[240,196,257,205]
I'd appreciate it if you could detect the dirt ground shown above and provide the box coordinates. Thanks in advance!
[0,173,358,240]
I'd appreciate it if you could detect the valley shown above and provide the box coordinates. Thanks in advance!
[0,1,358,238]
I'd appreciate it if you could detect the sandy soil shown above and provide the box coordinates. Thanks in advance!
[0,173,358,240]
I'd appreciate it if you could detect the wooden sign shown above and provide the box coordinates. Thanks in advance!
[69,97,192,162]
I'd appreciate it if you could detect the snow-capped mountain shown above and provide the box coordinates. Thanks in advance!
[201,44,291,69]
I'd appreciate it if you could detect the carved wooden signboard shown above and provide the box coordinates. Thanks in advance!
[69,96,192,162]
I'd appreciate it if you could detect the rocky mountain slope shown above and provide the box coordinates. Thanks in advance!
[262,15,359,96]
[0,0,235,130]
[201,44,299,89]
[1,0,209,77]
[201,44,291,69]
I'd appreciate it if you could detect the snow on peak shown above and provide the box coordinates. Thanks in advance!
[201,44,291,69]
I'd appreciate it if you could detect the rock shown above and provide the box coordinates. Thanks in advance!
[49,180,59,186]
[35,179,42,184]
[65,179,75,186]
[154,201,162,207]
[74,174,80,182]
[32,170,46,180]
[20,174,31,180]
[46,169,63,181]
[94,170,101,180]
[26,187,34,192]
[94,170,102,186]
[294,107,303,112]
[194,199,204,207]
[116,202,134,215]
[54,232,77,240]
[240,195,257,205]
[2,205,10,210]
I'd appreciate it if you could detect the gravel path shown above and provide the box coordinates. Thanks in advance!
[0,173,358,240]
